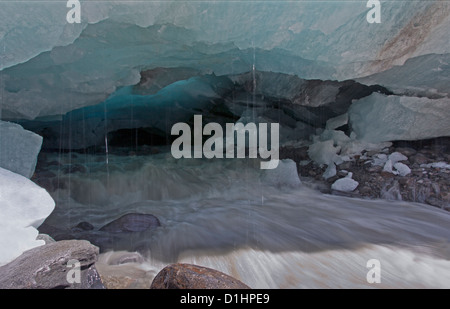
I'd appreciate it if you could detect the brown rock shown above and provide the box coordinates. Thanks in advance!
[394,147,417,157]
[410,153,429,165]
[150,263,251,289]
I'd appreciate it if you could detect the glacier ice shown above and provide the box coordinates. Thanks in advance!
[322,163,337,180]
[0,121,43,178]
[0,167,55,266]
[326,113,348,131]
[1,1,449,122]
[349,93,450,143]
[308,140,340,166]
[261,159,301,188]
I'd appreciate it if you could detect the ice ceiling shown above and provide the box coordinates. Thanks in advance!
[0,0,449,149]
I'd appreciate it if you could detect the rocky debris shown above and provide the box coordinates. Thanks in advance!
[286,137,450,210]
[150,263,251,289]
[0,240,104,289]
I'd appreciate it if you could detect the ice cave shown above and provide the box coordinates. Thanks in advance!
[0,0,450,289]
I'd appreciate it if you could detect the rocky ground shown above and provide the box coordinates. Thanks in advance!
[281,137,450,211]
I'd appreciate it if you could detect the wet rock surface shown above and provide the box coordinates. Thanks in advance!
[150,263,251,289]
[38,213,162,253]
[0,240,104,289]
[99,213,161,233]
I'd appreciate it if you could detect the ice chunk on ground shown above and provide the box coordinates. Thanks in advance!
[389,152,408,164]
[0,121,43,178]
[383,159,395,174]
[372,154,388,166]
[394,162,411,177]
[331,172,359,192]
[326,113,348,130]
[308,140,340,166]
[349,93,450,143]
[0,167,55,266]
[261,159,301,188]
[420,162,450,169]
[323,163,337,180]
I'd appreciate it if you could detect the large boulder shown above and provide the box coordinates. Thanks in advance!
[150,263,251,289]
[99,213,161,233]
[0,240,104,289]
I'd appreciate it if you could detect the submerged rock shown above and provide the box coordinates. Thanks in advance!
[0,240,104,289]
[150,263,251,289]
[99,213,161,233]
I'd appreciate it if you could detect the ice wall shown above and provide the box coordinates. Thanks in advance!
[0,121,43,178]
[1,1,449,119]
[0,1,449,145]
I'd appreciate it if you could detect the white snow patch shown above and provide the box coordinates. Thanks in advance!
[0,167,55,266]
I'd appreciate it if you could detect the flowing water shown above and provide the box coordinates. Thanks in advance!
[38,149,450,288]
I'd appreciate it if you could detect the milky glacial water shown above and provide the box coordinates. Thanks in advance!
[40,151,450,288]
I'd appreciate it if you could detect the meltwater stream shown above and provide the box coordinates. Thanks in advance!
[38,150,450,288]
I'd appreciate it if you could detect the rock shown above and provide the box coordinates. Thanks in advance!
[0,240,104,289]
[150,263,251,289]
[63,164,87,174]
[394,147,417,157]
[410,153,429,165]
[72,222,95,232]
[99,213,161,233]
[359,186,373,195]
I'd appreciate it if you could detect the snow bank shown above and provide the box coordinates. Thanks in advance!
[0,168,55,266]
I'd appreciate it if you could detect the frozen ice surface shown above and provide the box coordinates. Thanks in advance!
[349,93,450,143]
[1,1,450,119]
[308,140,340,166]
[0,121,43,178]
[0,167,55,266]
[261,159,301,188]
